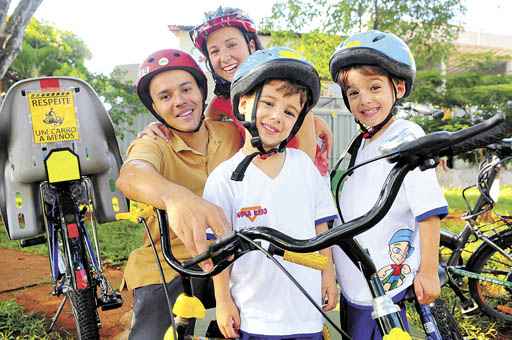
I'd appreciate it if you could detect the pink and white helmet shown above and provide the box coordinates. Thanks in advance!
[189,7,261,55]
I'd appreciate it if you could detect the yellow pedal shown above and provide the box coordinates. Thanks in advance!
[164,326,176,340]
[322,324,331,340]
[172,293,206,319]
[383,328,412,340]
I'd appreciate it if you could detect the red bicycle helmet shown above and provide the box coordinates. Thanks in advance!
[136,49,208,124]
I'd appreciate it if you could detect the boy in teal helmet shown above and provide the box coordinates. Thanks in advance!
[203,47,338,339]
[329,31,448,340]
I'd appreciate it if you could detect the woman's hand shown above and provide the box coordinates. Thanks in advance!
[136,122,171,141]
[313,115,333,157]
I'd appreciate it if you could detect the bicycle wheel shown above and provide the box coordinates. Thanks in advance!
[67,287,100,339]
[467,230,512,322]
[430,299,464,340]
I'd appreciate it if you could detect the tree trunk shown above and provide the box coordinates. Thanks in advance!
[0,0,43,79]
[373,0,379,30]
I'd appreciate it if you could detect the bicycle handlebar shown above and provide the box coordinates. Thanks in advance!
[387,113,509,163]
[160,114,511,278]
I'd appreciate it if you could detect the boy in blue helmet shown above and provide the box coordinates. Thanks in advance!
[328,31,448,339]
[202,47,338,339]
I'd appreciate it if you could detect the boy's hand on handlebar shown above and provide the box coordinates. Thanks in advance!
[413,270,440,305]
[321,266,338,312]
[137,122,171,141]
[165,195,229,270]
[216,296,241,339]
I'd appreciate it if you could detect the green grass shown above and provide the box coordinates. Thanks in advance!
[444,185,512,215]
[1,185,511,338]
[0,219,144,267]
[0,300,72,339]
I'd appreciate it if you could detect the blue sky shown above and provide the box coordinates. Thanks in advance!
[12,0,512,74]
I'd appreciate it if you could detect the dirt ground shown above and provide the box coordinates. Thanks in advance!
[0,248,132,339]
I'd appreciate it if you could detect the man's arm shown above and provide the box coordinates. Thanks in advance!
[116,160,229,262]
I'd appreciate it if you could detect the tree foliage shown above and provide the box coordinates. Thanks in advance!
[261,0,466,78]
[6,18,143,137]
[8,18,91,84]
[410,50,512,133]
[88,73,144,139]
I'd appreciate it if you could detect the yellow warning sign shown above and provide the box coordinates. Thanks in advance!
[28,90,80,144]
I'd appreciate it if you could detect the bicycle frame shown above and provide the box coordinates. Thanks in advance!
[157,162,416,339]
[41,178,102,293]
[147,114,510,339]
[440,146,512,314]
[0,76,129,339]
[39,149,123,338]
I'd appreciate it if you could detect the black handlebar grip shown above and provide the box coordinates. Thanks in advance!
[389,114,508,163]
[443,113,505,145]
[441,118,512,158]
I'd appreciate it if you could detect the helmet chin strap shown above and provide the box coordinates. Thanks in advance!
[231,87,284,181]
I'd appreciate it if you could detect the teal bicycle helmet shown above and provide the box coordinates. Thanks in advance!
[230,47,320,181]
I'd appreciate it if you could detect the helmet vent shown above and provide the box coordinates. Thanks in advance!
[173,52,181,57]
[147,57,155,63]
[372,34,386,42]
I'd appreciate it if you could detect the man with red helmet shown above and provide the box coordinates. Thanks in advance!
[116,48,240,339]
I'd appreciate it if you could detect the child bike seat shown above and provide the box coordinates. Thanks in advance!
[0,77,128,240]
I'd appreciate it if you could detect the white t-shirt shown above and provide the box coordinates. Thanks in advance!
[203,148,337,335]
[333,119,448,307]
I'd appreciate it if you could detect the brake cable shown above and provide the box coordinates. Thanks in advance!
[237,233,351,339]
[335,151,399,223]
[140,217,179,340]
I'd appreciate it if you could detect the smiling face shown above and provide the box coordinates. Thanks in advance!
[340,67,405,128]
[206,26,256,81]
[239,80,306,150]
[149,69,204,132]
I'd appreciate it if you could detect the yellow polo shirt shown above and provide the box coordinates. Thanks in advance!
[122,120,240,290]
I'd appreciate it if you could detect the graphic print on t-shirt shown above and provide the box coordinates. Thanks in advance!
[377,228,415,292]
[236,205,268,222]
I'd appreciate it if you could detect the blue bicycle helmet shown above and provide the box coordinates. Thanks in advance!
[230,47,320,181]
[329,30,416,96]
[329,30,416,138]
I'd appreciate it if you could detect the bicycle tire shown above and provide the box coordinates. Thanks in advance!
[67,287,100,340]
[467,230,512,322]
[430,299,464,340]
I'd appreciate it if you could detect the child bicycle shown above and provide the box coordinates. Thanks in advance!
[122,113,511,339]
[0,77,129,339]
[438,138,512,322]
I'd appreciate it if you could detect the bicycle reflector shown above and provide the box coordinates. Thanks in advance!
[44,148,81,183]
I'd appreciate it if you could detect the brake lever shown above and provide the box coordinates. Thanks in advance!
[183,232,257,269]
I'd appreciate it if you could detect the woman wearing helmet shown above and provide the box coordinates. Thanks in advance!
[140,6,333,176]
[203,47,338,339]
[117,48,241,340]
[329,31,448,340]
